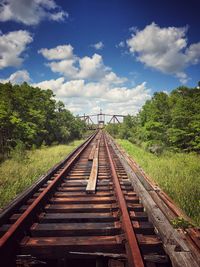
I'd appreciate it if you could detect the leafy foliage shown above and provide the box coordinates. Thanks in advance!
[171,217,194,229]
[0,82,86,158]
[106,86,200,153]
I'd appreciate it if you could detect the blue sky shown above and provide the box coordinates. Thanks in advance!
[0,0,200,116]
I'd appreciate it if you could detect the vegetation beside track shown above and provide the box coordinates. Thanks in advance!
[117,139,200,226]
[0,140,83,209]
[106,85,200,154]
[0,82,86,160]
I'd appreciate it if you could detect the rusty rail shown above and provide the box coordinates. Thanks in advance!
[104,135,144,267]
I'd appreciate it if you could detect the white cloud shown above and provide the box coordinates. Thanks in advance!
[129,26,138,33]
[117,41,125,48]
[39,44,119,81]
[47,59,78,78]
[102,72,127,85]
[50,11,67,22]
[0,70,31,84]
[0,30,33,69]
[36,43,151,115]
[185,42,200,64]
[0,0,68,25]
[0,70,151,115]
[77,54,107,79]
[175,72,189,84]
[126,23,200,83]
[33,77,151,116]
[90,41,104,50]
[33,77,65,90]
[38,44,74,60]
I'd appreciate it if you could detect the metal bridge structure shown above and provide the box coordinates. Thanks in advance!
[77,110,126,129]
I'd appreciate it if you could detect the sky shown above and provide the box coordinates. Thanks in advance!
[0,0,200,117]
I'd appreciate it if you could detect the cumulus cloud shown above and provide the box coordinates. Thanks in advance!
[36,43,151,115]
[102,72,127,85]
[0,70,31,84]
[127,23,200,83]
[77,54,107,79]
[90,41,104,50]
[33,77,151,115]
[39,44,123,82]
[38,44,74,60]
[0,30,33,69]
[0,0,68,25]
[47,59,78,78]
[1,66,150,115]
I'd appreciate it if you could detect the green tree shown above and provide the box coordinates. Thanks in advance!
[138,92,170,146]
[0,82,86,158]
[168,87,200,151]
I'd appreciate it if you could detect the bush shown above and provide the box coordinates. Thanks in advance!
[10,140,28,162]
[145,140,165,155]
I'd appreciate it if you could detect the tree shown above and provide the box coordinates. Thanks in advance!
[138,92,170,146]
[168,87,200,151]
[106,86,200,154]
[0,82,86,158]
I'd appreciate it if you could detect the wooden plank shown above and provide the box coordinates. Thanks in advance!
[137,234,163,254]
[30,222,121,236]
[88,144,96,161]
[20,235,125,258]
[127,203,144,212]
[130,211,148,222]
[61,181,88,187]
[54,191,114,197]
[86,145,99,193]
[148,191,176,221]
[61,182,112,187]
[39,212,119,223]
[108,259,125,267]
[186,228,200,251]
[132,221,154,235]
[58,186,112,192]
[44,203,118,213]
[125,196,140,203]
[49,196,115,204]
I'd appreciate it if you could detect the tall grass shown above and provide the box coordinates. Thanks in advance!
[0,140,83,209]
[117,139,200,226]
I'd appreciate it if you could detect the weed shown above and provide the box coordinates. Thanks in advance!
[171,217,194,229]
[0,140,83,209]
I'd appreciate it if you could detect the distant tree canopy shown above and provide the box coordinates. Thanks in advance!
[0,82,86,157]
[106,86,200,154]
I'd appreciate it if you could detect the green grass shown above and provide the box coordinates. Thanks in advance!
[117,139,200,226]
[0,140,83,209]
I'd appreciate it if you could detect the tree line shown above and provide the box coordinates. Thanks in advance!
[106,86,200,154]
[0,82,86,159]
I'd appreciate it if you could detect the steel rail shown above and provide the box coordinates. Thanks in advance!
[0,131,98,256]
[104,133,144,267]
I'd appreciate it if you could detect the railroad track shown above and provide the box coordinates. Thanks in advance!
[0,130,199,267]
